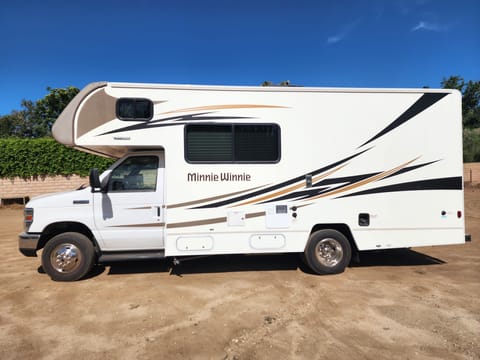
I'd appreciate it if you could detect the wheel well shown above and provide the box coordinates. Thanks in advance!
[38,222,97,252]
[310,224,359,254]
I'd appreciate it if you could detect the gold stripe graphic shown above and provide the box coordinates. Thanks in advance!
[167,211,265,229]
[161,104,287,115]
[233,163,349,207]
[168,185,267,209]
[108,223,165,228]
[168,217,227,229]
[308,157,420,201]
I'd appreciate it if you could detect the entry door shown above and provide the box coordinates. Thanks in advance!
[93,154,165,251]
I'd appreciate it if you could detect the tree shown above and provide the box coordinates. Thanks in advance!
[442,76,480,162]
[33,86,80,136]
[441,75,464,92]
[462,81,480,128]
[441,76,480,128]
[0,100,37,138]
[0,86,79,138]
[0,111,22,137]
[261,80,294,87]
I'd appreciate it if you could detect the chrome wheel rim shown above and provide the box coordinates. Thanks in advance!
[315,238,343,267]
[50,243,82,273]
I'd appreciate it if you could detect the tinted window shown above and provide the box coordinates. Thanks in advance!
[117,98,153,121]
[235,124,279,162]
[185,124,280,163]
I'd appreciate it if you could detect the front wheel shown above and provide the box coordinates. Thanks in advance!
[41,232,95,281]
[304,229,352,275]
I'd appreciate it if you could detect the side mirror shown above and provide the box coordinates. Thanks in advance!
[89,168,103,193]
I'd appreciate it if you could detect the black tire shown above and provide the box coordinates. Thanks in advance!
[304,229,352,275]
[41,232,95,281]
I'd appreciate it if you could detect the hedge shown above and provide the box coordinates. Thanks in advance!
[0,138,114,178]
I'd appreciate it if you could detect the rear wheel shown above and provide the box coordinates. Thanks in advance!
[41,232,95,281]
[304,229,351,275]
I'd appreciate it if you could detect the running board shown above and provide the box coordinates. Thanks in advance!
[98,250,165,262]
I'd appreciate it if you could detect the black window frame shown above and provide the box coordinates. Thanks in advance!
[116,98,154,121]
[184,123,281,164]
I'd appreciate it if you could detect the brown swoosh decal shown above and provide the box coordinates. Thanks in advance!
[167,211,265,229]
[167,217,227,229]
[307,157,420,200]
[161,104,287,115]
[245,211,266,219]
[108,223,165,228]
[77,89,117,138]
[233,163,349,207]
[168,185,267,209]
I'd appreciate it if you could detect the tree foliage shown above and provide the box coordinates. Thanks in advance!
[261,80,293,86]
[441,76,480,128]
[34,86,80,136]
[441,76,480,162]
[0,86,79,138]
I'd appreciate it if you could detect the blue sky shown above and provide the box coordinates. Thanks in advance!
[1,0,479,115]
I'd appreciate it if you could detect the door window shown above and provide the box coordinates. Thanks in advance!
[108,156,158,192]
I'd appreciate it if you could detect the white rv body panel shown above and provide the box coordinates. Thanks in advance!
[25,82,464,262]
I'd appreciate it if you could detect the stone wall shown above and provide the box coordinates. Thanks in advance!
[0,175,88,204]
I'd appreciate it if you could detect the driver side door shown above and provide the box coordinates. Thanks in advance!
[93,153,165,251]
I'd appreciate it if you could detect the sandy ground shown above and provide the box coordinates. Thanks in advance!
[0,189,479,360]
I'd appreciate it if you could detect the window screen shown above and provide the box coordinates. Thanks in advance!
[186,125,233,162]
[117,98,153,121]
[185,124,280,163]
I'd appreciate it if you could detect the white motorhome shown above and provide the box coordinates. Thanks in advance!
[19,82,468,281]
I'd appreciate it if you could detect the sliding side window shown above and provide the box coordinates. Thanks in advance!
[185,124,280,163]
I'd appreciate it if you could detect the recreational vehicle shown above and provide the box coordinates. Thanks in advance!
[19,82,468,281]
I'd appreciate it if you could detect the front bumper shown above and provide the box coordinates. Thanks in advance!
[19,232,41,257]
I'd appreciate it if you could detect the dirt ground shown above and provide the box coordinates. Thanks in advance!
[0,189,479,360]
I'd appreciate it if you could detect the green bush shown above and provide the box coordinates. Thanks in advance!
[0,138,114,178]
